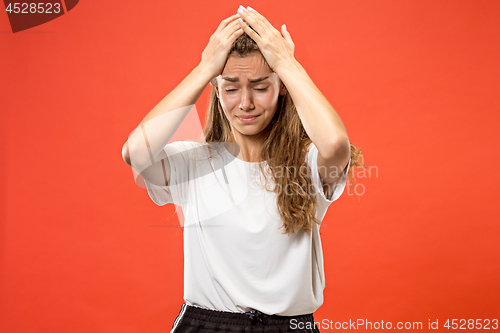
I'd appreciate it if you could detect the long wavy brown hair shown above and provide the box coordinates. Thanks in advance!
[202,33,366,234]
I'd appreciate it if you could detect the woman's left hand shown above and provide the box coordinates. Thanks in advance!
[237,7,295,72]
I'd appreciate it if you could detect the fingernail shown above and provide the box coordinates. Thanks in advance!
[247,6,254,11]
[283,24,287,30]
[238,18,243,23]
[238,5,245,13]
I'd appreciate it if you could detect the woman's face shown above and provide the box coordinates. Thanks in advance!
[216,52,286,138]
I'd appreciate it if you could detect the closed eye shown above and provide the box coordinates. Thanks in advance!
[225,88,268,92]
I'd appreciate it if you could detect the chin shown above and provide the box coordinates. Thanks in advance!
[238,128,261,135]
[233,125,261,135]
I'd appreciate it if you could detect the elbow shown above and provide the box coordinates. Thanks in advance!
[122,140,154,170]
[323,135,350,161]
[335,136,351,159]
[122,142,132,167]
[336,136,350,156]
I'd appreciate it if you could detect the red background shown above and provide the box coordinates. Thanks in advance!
[1,0,499,332]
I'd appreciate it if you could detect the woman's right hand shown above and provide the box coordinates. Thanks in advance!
[200,14,244,78]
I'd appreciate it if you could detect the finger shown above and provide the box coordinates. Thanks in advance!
[237,18,261,39]
[245,8,276,33]
[228,25,245,41]
[238,10,265,37]
[221,18,242,39]
[216,14,241,33]
[281,24,293,43]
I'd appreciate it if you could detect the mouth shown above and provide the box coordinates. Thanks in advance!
[237,115,260,122]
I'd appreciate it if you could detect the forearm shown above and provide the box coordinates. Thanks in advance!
[124,63,215,170]
[275,59,349,158]
[139,62,214,125]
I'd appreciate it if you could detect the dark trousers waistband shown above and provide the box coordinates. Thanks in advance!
[171,303,320,333]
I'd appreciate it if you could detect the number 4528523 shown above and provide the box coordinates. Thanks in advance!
[444,319,498,330]
[5,3,62,14]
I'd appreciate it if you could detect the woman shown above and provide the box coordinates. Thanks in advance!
[123,5,365,333]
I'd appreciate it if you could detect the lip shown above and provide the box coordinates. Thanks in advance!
[237,115,260,122]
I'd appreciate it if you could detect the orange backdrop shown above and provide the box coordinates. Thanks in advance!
[1,0,499,332]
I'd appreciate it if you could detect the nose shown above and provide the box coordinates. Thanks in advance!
[239,89,254,111]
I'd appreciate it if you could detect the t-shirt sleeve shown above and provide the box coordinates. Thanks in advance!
[143,141,195,207]
[307,142,351,204]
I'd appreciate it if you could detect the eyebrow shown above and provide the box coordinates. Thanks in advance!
[221,76,269,83]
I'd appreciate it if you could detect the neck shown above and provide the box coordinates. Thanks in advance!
[228,131,267,163]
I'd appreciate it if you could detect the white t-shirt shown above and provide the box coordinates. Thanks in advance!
[144,141,350,316]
